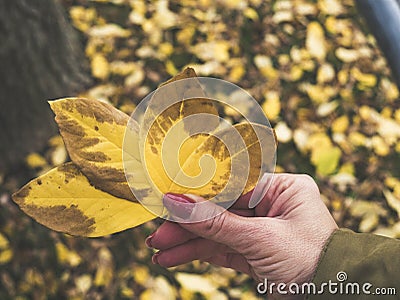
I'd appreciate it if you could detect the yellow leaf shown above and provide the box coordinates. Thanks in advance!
[295,1,317,16]
[302,84,336,103]
[165,60,178,76]
[254,55,279,79]
[384,177,400,189]
[307,132,332,151]
[192,41,230,63]
[374,222,400,238]
[289,65,304,81]
[360,106,400,144]
[91,54,109,80]
[159,42,173,58]
[396,142,400,153]
[51,146,68,166]
[244,7,259,20]
[262,91,281,121]
[125,69,145,88]
[339,162,355,175]
[56,242,81,267]
[94,247,113,287]
[140,276,176,300]
[26,153,47,168]
[229,63,245,82]
[121,286,135,298]
[371,136,390,156]
[359,212,379,233]
[49,98,134,201]
[332,115,349,133]
[381,78,399,101]
[48,135,64,147]
[317,63,335,83]
[318,0,344,15]
[351,67,377,88]
[109,61,138,76]
[69,6,97,33]
[272,11,293,23]
[0,233,9,249]
[129,1,146,25]
[176,272,217,294]
[335,47,359,63]
[12,163,156,237]
[307,133,341,175]
[274,122,292,143]
[133,265,150,285]
[316,101,338,117]
[338,69,349,85]
[384,105,393,117]
[384,189,400,218]
[75,274,92,294]
[0,249,12,264]
[88,24,131,38]
[311,145,341,175]
[293,128,309,153]
[153,0,178,29]
[142,68,276,199]
[177,26,195,46]
[0,232,11,264]
[349,132,367,147]
[278,54,290,66]
[306,22,326,60]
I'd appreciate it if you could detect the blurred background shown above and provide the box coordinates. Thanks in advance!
[1,0,400,299]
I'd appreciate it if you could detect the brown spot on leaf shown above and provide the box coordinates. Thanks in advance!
[12,186,30,203]
[56,116,86,137]
[20,203,95,236]
[79,138,101,148]
[57,163,81,182]
[80,165,136,202]
[94,125,99,131]
[78,151,111,163]
[132,188,151,199]
[151,146,158,154]
[37,179,42,185]
[71,98,129,126]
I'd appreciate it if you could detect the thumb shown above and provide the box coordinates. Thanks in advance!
[163,193,260,253]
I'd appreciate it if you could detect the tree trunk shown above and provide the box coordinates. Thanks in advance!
[356,0,400,89]
[0,0,91,171]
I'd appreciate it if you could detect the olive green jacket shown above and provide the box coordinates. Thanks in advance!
[309,229,400,299]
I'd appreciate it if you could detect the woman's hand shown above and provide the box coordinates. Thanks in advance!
[146,174,338,288]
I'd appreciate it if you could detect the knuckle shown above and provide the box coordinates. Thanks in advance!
[296,174,319,192]
[202,210,227,239]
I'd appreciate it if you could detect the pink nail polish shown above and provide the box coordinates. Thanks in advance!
[164,193,196,204]
[163,193,195,219]
[152,252,160,264]
[145,232,155,248]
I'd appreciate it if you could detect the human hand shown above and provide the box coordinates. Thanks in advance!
[146,174,338,291]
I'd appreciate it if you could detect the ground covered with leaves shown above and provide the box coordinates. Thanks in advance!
[1,0,400,299]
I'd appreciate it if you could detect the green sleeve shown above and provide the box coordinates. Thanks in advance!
[309,229,400,299]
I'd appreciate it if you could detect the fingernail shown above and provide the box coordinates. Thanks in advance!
[145,232,155,248]
[152,252,161,264]
[163,193,195,219]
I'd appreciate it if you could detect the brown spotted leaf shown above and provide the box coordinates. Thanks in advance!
[142,68,276,199]
[49,98,135,201]
[12,163,156,237]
